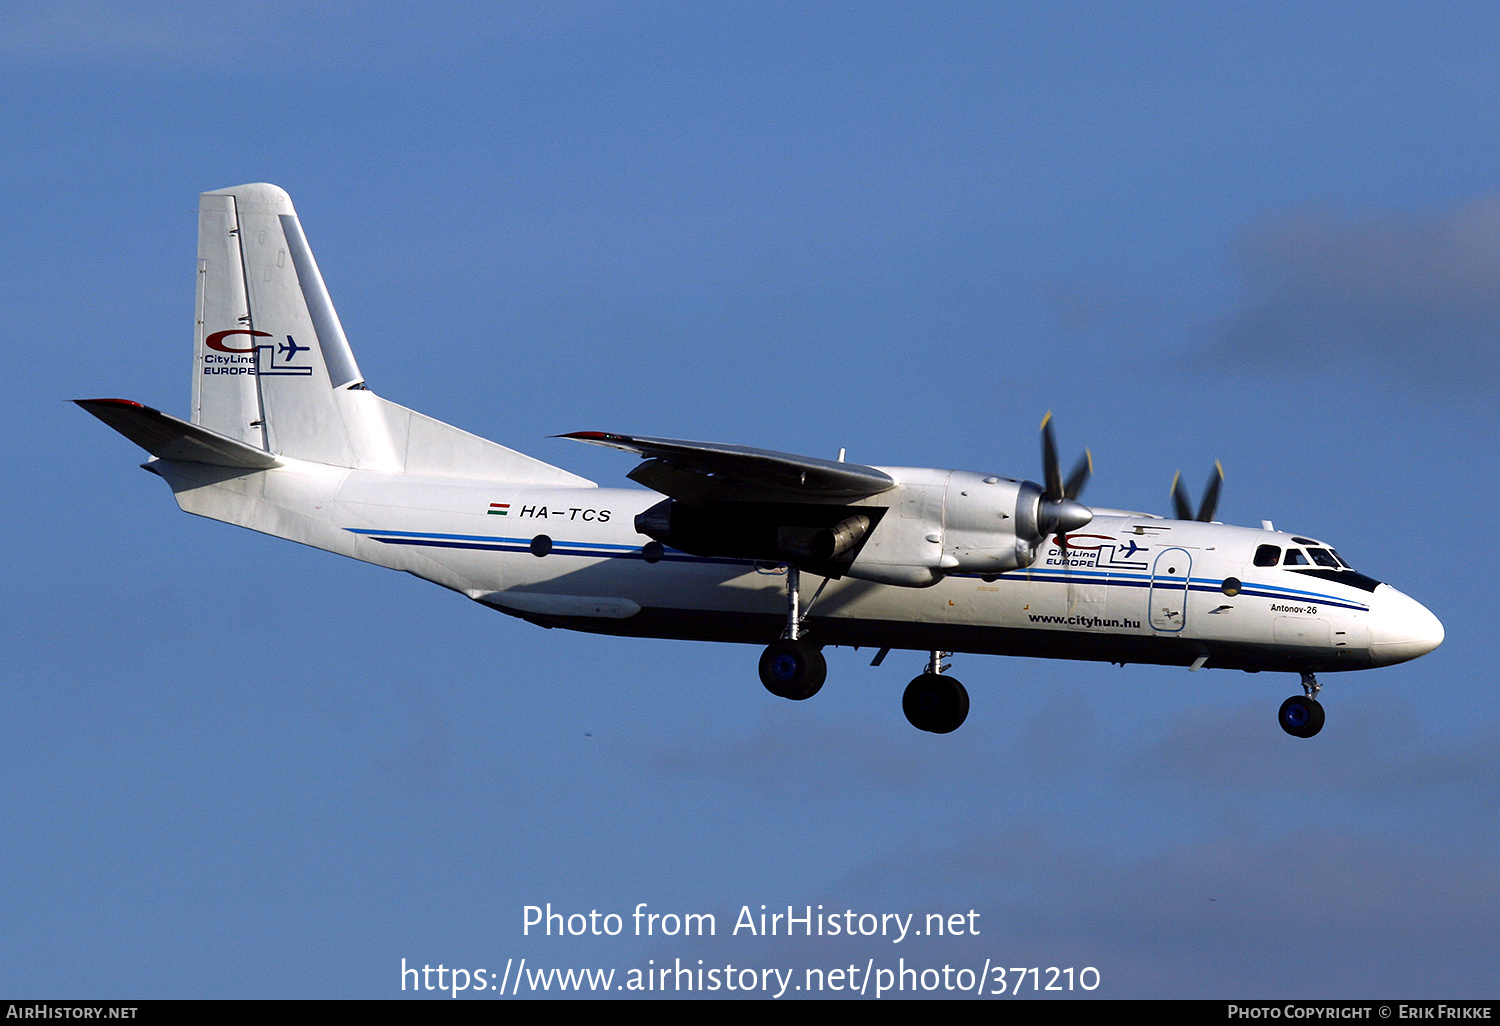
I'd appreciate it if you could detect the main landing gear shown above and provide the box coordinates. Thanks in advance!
[755,568,969,732]
[1278,671,1325,738]
[903,651,969,734]
[750,564,972,732]
[758,639,826,700]
[758,566,827,701]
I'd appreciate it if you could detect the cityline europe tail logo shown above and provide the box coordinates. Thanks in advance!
[203,329,313,376]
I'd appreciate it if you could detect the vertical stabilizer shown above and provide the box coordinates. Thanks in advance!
[187,184,592,486]
[193,183,376,467]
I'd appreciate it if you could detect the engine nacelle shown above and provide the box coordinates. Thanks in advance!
[632,470,1091,588]
[633,499,883,579]
[942,472,1089,571]
[843,471,1092,585]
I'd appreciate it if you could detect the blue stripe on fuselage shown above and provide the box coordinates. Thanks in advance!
[345,529,1371,611]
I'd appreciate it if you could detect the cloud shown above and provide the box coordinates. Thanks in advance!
[1207,196,1500,390]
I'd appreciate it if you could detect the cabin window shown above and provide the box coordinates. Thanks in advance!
[1254,544,1281,567]
[1282,548,1310,566]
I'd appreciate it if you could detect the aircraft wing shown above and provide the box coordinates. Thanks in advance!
[559,431,894,505]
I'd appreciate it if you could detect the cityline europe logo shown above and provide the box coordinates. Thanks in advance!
[203,329,312,376]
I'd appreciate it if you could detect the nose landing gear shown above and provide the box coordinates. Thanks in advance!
[1278,671,1325,738]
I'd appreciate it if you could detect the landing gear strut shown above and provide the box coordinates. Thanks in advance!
[758,566,826,701]
[1278,671,1325,738]
[903,650,969,734]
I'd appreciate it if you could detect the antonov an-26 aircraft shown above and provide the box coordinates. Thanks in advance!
[79,184,1444,736]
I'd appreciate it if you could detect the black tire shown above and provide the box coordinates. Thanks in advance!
[758,640,827,700]
[1305,698,1325,737]
[1278,695,1325,738]
[902,673,970,734]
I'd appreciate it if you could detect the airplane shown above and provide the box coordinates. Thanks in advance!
[78,183,1444,737]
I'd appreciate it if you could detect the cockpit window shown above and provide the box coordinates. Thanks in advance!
[1254,544,1281,567]
[1308,547,1341,568]
[1280,541,1380,589]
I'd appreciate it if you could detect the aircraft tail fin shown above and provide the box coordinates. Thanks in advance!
[193,183,368,465]
[189,184,591,485]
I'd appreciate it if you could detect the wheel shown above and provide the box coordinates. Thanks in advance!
[902,673,970,734]
[1278,695,1325,738]
[758,640,826,700]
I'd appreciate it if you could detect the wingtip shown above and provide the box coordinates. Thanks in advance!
[76,397,153,416]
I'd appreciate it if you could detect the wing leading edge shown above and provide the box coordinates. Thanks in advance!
[559,431,894,505]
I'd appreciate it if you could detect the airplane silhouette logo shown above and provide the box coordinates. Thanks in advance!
[278,336,307,362]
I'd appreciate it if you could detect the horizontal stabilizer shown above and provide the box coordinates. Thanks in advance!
[75,398,281,469]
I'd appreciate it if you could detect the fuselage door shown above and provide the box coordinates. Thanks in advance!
[1149,547,1191,633]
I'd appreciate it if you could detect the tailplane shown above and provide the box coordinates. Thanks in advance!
[76,398,280,469]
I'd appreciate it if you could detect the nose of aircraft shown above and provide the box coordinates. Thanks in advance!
[1368,586,1445,666]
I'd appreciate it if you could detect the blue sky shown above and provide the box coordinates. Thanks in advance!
[3,1,1497,999]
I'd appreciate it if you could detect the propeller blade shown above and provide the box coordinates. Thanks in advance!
[1196,462,1224,523]
[1170,464,1225,521]
[1063,450,1092,500]
[1040,411,1063,501]
[1036,413,1094,549]
[1171,470,1194,521]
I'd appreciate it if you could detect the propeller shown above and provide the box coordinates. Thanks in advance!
[1037,411,1093,537]
[1171,461,1224,522]
[1040,410,1092,502]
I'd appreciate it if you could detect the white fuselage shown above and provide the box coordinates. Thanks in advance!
[158,456,1443,675]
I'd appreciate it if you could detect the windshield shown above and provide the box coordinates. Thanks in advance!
[1269,541,1382,592]
[1308,547,1340,568]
